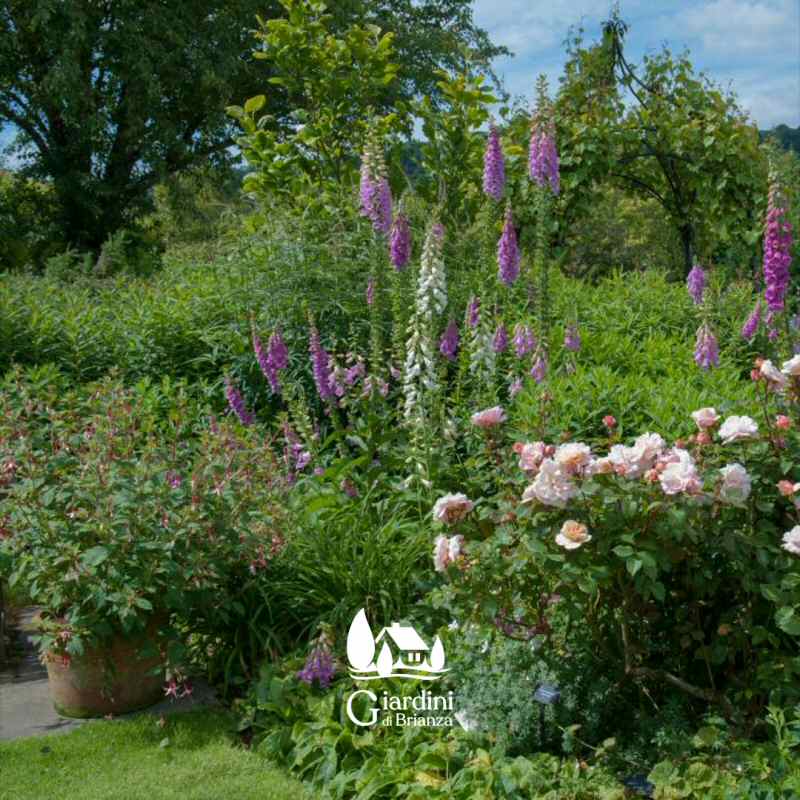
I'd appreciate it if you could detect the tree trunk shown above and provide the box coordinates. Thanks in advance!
[679,223,694,276]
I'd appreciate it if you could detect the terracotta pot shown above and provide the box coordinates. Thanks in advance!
[45,617,165,718]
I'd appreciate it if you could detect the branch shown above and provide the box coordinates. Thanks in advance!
[609,171,667,208]
[0,102,49,156]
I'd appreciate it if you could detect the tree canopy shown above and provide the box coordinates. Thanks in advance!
[0,0,504,251]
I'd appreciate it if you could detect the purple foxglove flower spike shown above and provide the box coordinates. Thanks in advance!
[467,296,480,329]
[390,213,411,270]
[297,646,335,688]
[309,325,335,401]
[741,300,761,341]
[359,130,393,234]
[694,323,719,370]
[492,323,508,353]
[531,351,548,383]
[763,185,793,313]
[440,319,460,361]
[564,323,581,352]
[224,377,255,426]
[513,324,536,358]
[686,264,706,305]
[498,206,521,286]
[483,123,506,202]
[529,128,560,195]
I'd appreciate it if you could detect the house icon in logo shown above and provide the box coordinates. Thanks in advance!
[347,609,448,681]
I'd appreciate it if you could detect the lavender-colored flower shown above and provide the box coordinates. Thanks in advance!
[513,324,536,358]
[741,300,761,341]
[686,264,706,305]
[309,326,335,401]
[297,647,335,688]
[763,184,793,313]
[498,206,521,286]
[467,296,480,329]
[531,351,548,383]
[254,327,288,395]
[483,123,505,201]
[694,323,720,370]
[166,471,182,489]
[440,319,460,361]
[366,277,375,307]
[529,128,560,195]
[224,377,255,426]
[564,323,581,352]
[345,360,366,385]
[390,213,411,270]
[268,330,288,371]
[253,329,271,381]
[492,323,509,353]
[510,377,523,397]
[359,132,392,234]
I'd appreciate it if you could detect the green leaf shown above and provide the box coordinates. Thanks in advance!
[776,607,800,636]
[81,546,110,568]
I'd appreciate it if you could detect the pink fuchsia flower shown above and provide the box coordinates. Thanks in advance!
[555,520,591,550]
[763,184,793,313]
[439,319,460,361]
[760,359,788,391]
[781,526,800,556]
[432,493,474,525]
[602,415,617,429]
[694,323,719,370]
[553,442,592,475]
[718,463,751,505]
[514,440,548,473]
[686,263,706,305]
[390,213,411,270]
[691,407,720,430]
[521,459,578,508]
[471,406,507,428]
[659,449,702,496]
[741,300,761,340]
[776,415,792,430]
[483,123,506,202]
[433,534,465,571]
[498,206,521,286]
[718,415,758,444]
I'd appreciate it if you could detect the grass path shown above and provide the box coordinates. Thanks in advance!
[0,709,307,800]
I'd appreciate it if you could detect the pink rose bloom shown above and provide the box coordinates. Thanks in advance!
[554,442,592,475]
[521,459,578,508]
[471,406,507,428]
[555,520,592,550]
[432,493,474,525]
[433,534,465,571]
[602,415,617,429]
[659,449,702,495]
[776,415,792,430]
[782,355,800,377]
[718,416,758,445]
[691,407,720,430]
[777,480,800,497]
[433,536,450,571]
[782,526,800,556]
[719,463,751,505]
[587,457,614,475]
[760,359,788,391]
[516,441,548,473]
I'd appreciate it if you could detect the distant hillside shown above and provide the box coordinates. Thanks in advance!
[760,125,800,154]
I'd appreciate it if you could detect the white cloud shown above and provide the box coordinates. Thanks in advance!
[683,0,798,56]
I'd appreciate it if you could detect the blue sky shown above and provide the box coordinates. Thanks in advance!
[473,0,800,127]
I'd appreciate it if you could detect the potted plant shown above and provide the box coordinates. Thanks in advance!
[0,376,289,717]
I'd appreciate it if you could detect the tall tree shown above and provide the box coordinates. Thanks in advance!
[0,0,504,251]
[555,12,767,275]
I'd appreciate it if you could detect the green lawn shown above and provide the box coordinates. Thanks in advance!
[0,710,307,800]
